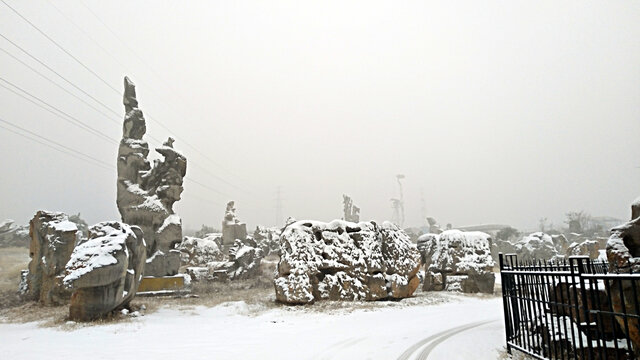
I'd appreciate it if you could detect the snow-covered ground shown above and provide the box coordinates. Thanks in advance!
[0,294,505,360]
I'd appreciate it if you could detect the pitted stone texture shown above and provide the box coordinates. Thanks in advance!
[24,211,80,305]
[274,220,421,304]
[63,222,146,321]
[606,201,640,355]
[420,230,495,294]
[116,76,187,276]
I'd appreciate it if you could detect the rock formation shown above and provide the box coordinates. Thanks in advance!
[606,199,640,354]
[567,239,600,258]
[182,235,265,282]
[0,219,30,248]
[116,76,187,277]
[221,201,247,251]
[426,217,443,234]
[253,225,281,257]
[420,230,495,294]
[514,232,559,261]
[274,220,421,304]
[63,222,146,321]
[342,194,360,223]
[179,234,225,267]
[23,211,80,305]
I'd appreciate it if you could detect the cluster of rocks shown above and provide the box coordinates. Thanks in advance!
[492,231,605,263]
[0,219,30,248]
[274,220,421,304]
[116,76,186,277]
[419,230,495,294]
[181,203,275,282]
[17,77,189,321]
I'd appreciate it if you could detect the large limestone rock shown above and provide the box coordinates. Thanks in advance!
[421,230,495,294]
[274,220,421,304]
[221,201,247,251]
[179,234,225,267]
[566,239,600,258]
[514,232,559,261]
[116,77,187,277]
[606,200,640,355]
[0,219,30,248]
[24,211,80,305]
[63,222,146,321]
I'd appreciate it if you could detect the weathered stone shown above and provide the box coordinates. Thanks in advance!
[420,230,495,294]
[24,211,79,305]
[0,219,30,248]
[567,239,600,258]
[515,232,559,261]
[221,201,247,250]
[274,220,421,304]
[179,234,224,266]
[63,222,146,321]
[116,77,187,277]
[606,199,640,356]
[253,226,281,257]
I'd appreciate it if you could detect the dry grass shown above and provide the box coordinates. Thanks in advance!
[0,247,30,309]
[0,258,503,329]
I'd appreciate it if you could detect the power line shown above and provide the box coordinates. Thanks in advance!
[0,46,121,126]
[0,0,120,95]
[0,4,264,207]
[0,116,114,171]
[0,77,117,145]
[76,0,257,193]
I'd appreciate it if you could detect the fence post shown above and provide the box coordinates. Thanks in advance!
[499,253,512,354]
[573,256,595,360]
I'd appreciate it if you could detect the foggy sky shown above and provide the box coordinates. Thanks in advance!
[0,0,639,232]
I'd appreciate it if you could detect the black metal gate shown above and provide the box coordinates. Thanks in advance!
[499,253,640,359]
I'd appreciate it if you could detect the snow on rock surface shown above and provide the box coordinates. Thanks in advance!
[0,219,30,248]
[63,221,146,321]
[567,239,600,258]
[606,199,640,352]
[179,234,224,266]
[274,220,421,304]
[514,232,559,261]
[116,76,186,277]
[420,230,495,294]
[23,210,80,305]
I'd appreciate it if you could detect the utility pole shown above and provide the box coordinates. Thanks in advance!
[275,186,283,227]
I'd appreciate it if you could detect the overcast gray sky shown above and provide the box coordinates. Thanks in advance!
[0,0,638,232]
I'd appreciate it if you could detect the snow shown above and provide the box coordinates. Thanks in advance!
[49,220,78,233]
[63,223,134,286]
[0,295,505,360]
[158,214,181,232]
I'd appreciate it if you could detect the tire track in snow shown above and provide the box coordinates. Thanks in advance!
[397,319,496,360]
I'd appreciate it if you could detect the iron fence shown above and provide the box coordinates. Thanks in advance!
[499,253,640,360]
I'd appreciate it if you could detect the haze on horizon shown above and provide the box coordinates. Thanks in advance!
[0,0,638,233]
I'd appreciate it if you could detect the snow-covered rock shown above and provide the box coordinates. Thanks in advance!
[0,219,30,248]
[253,225,281,256]
[514,232,559,261]
[274,220,421,304]
[181,235,265,281]
[421,230,495,294]
[63,221,146,321]
[567,239,600,258]
[179,234,225,266]
[116,76,186,277]
[23,211,80,305]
